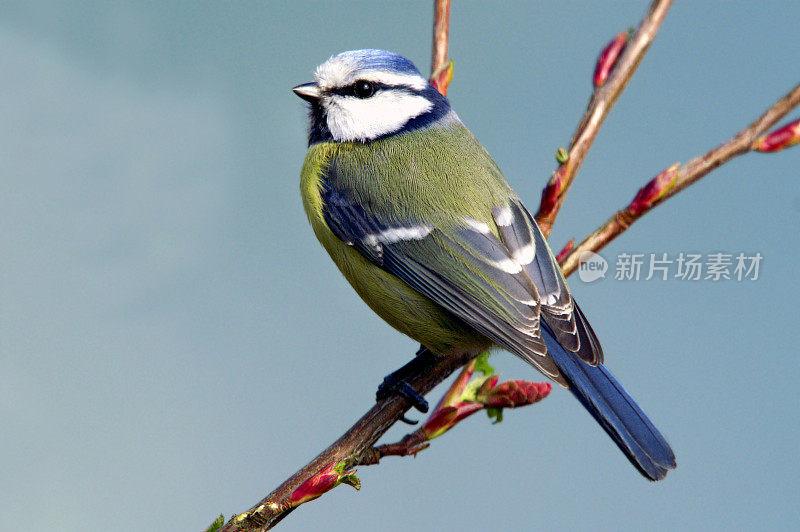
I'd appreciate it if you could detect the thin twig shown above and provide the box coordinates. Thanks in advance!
[535,0,674,238]
[559,82,800,277]
[431,0,451,75]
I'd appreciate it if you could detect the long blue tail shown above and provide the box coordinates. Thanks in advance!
[543,326,677,480]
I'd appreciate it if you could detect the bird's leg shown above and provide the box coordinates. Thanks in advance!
[376,345,439,424]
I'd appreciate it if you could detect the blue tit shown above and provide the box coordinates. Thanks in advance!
[294,49,676,480]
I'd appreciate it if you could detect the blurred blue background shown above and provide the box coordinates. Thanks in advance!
[3,1,799,530]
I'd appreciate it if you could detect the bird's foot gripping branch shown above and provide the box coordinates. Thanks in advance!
[362,354,552,462]
[221,354,550,531]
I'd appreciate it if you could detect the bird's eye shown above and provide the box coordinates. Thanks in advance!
[353,80,376,99]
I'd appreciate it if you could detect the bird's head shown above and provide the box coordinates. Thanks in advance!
[293,49,452,144]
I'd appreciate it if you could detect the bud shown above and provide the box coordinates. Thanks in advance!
[754,118,800,152]
[629,162,680,215]
[555,147,569,164]
[421,367,552,439]
[204,515,224,532]
[540,165,567,214]
[430,59,455,96]
[288,460,360,506]
[475,380,552,409]
[421,401,485,440]
[593,31,628,87]
[420,360,483,439]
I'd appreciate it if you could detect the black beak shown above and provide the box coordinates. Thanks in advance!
[292,82,321,103]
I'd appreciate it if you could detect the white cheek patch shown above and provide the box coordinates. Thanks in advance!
[325,91,433,142]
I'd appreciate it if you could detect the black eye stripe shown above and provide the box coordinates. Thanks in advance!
[327,82,418,98]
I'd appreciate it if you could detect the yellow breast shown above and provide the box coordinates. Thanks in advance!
[298,142,486,354]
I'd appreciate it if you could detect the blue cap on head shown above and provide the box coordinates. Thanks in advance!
[333,49,422,77]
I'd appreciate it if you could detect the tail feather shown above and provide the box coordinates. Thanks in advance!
[542,326,677,480]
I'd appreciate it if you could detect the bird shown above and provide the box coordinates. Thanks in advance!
[293,49,676,481]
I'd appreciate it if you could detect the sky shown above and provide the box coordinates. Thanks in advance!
[2,1,799,531]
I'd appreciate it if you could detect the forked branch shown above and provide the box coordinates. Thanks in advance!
[213,1,799,530]
[535,0,674,237]
[558,84,800,276]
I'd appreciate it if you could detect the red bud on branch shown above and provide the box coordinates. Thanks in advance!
[628,162,680,215]
[556,239,575,263]
[419,359,551,440]
[421,360,482,439]
[432,357,475,412]
[287,460,360,506]
[540,163,569,215]
[430,59,454,96]
[754,118,800,152]
[421,401,485,440]
[593,31,629,87]
[373,355,551,462]
[475,380,552,409]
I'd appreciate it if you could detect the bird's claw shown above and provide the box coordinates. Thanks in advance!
[376,376,429,413]
[398,415,419,425]
[376,345,438,423]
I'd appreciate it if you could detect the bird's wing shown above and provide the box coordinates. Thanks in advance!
[493,199,603,366]
[320,176,602,383]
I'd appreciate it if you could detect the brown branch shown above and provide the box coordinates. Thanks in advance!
[216,1,798,530]
[559,82,800,277]
[535,0,674,238]
[359,361,552,467]
[219,351,476,531]
[431,0,451,75]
